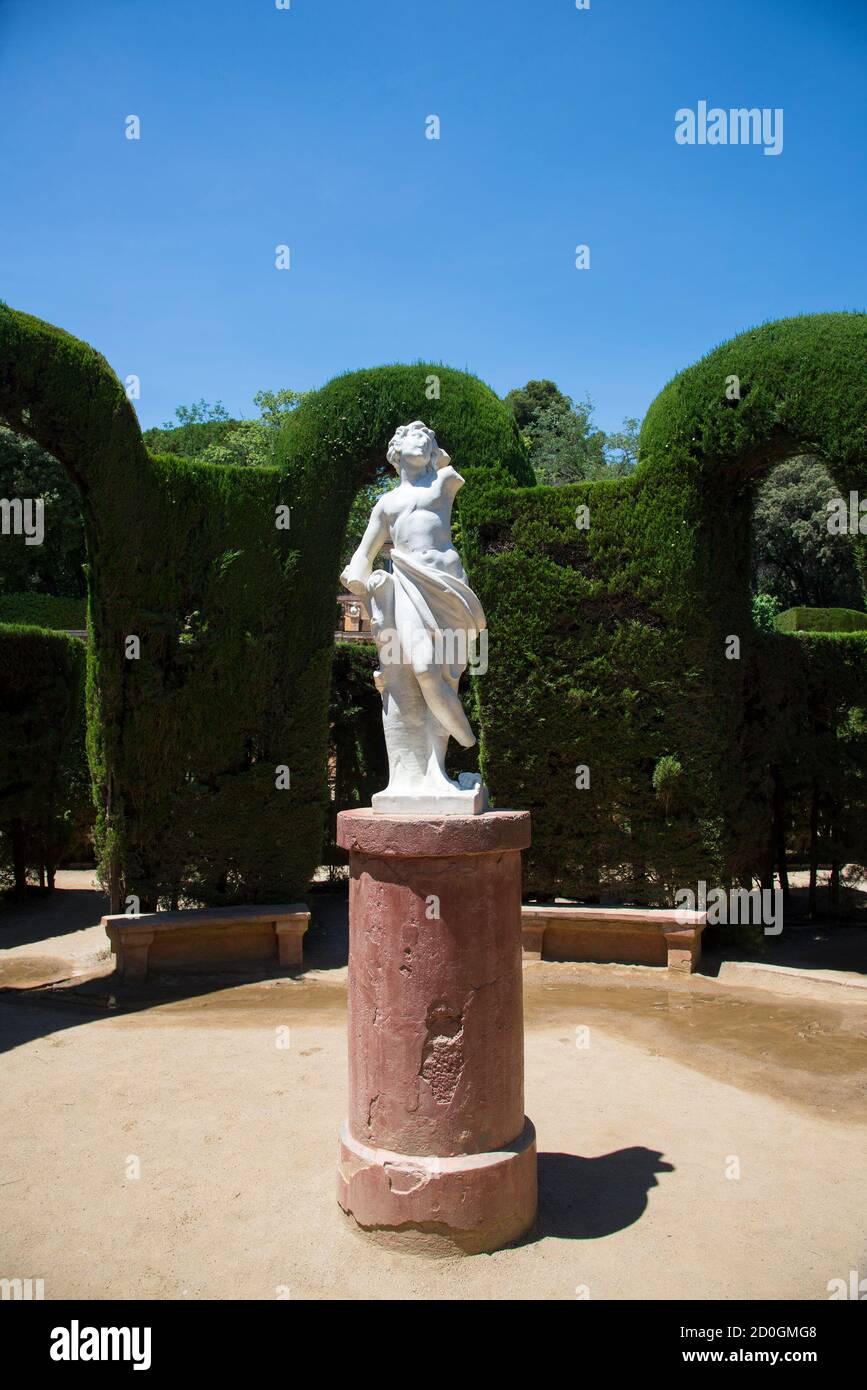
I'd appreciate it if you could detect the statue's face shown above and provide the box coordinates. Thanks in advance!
[398,423,433,473]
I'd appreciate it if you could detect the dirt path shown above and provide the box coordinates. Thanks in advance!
[1,878,866,1300]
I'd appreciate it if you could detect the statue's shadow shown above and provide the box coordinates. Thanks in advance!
[533,1148,674,1241]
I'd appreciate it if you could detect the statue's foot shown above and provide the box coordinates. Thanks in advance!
[372,782,487,816]
[371,770,489,817]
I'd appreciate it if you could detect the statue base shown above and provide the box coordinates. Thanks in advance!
[371,772,488,817]
[336,808,536,1255]
[371,787,485,816]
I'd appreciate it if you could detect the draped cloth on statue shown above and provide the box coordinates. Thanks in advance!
[388,546,486,675]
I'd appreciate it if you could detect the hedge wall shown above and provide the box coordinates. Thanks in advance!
[459,313,867,899]
[0,624,90,894]
[2,302,863,909]
[0,305,529,909]
[324,641,387,867]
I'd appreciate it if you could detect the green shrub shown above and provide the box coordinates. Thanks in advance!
[775,606,867,634]
[0,592,86,629]
[746,630,867,892]
[750,456,864,610]
[752,592,781,632]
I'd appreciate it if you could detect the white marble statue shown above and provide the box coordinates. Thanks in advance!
[340,421,489,814]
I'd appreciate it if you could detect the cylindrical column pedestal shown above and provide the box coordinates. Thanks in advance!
[336,808,536,1256]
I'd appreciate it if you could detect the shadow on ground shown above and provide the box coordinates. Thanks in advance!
[536,1148,675,1240]
[701,920,867,980]
[0,877,107,950]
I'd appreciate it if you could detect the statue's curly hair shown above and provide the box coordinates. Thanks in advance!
[386,420,450,473]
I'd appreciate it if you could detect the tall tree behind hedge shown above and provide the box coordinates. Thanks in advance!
[0,428,85,598]
[751,456,864,609]
[504,380,640,484]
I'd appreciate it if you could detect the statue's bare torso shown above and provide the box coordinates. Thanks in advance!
[375,467,464,577]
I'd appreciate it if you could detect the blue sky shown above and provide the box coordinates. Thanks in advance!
[1,0,864,434]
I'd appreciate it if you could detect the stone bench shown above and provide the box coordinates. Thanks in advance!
[521,905,707,974]
[102,903,311,983]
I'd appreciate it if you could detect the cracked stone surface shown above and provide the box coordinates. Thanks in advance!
[341,813,529,1158]
[337,809,537,1251]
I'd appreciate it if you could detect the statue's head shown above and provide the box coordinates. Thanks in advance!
[387,420,451,476]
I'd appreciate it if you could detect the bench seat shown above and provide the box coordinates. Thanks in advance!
[102,903,310,982]
[521,905,706,973]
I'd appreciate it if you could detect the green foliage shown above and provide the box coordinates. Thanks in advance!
[504,380,639,485]
[604,417,641,474]
[327,642,387,858]
[0,427,85,597]
[751,591,781,632]
[0,591,86,629]
[460,313,867,901]
[0,624,91,893]
[639,312,867,596]
[747,630,867,879]
[253,388,307,427]
[523,396,608,485]
[460,471,717,900]
[504,380,571,431]
[652,756,685,814]
[0,305,529,909]
[142,400,235,460]
[343,477,391,569]
[142,390,308,470]
[191,390,308,469]
[775,606,867,634]
[751,456,863,608]
[2,301,864,916]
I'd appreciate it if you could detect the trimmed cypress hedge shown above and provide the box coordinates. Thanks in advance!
[325,641,387,866]
[0,305,529,909]
[0,592,86,630]
[776,606,867,634]
[1,303,863,908]
[459,313,867,899]
[0,624,90,894]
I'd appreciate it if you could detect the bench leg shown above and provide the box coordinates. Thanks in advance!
[521,921,545,961]
[276,920,308,968]
[664,928,701,974]
[120,932,154,983]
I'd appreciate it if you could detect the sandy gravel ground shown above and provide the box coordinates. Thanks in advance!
[1,875,865,1301]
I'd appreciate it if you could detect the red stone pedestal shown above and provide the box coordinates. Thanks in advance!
[336,809,536,1255]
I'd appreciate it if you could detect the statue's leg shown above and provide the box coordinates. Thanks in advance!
[424,654,472,783]
[413,664,476,749]
[426,720,453,786]
[369,578,431,793]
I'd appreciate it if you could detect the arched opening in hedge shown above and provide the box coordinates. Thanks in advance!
[3,305,864,914]
[0,304,531,910]
[749,455,865,628]
[457,314,867,904]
